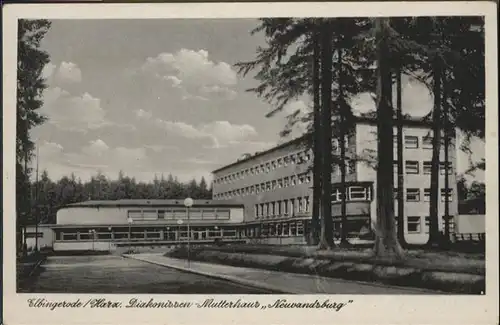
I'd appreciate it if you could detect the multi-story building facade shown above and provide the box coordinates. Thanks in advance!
[212,116,458,245]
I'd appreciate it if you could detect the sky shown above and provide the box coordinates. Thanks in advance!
[32,19,485,184]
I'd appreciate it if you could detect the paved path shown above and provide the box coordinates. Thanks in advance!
[19,255,274,294]
[125,253,446,295]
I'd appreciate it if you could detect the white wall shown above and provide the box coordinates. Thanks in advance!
[355,123,459,244]
[455,214,485,234]
[53,241,115,252]
[24,226,54,249]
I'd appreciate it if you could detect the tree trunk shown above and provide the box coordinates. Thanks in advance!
[373,18,404,259]
[338,47,349,246]
[310,29,322,246]
[442,71,451,245]
[318,20,335,250]
[427,57,442,248]
[396,66,408,248]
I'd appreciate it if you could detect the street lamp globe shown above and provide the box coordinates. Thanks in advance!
[183,197,194,208]
[176,219,184,225]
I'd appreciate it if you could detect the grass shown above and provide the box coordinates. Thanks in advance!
[178,244,484,275]
[165,246,485,294]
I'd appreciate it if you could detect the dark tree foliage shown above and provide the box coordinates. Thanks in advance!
[29,171,213,225]
[17,19,52,253]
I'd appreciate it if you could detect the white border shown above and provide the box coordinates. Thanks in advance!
[2,2,498,325]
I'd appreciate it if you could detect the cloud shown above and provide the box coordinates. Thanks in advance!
[200,85,237,100]
[82,139,109,156]
[55,61,82,83]
[200,121,257,143]
[135,108,153,120]
[41,87,134,132]
[154,119,208,139]
[42,62,56,80]
[141,48,238,100]
[41,87,105,128]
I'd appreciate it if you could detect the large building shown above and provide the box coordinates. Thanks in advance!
[23,199,247,252]
[211,116,458,245]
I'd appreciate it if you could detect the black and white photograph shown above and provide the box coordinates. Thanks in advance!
[2,2,498,325]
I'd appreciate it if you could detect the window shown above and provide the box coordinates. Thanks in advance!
[173,209,187,218]
[266,181,271,191]
[290,199,296,215]
[277,200,282,215]
[298,174,305,184]
[272,161,277,170]
[278,179,283,188]
[406,188,420,202]
[424,188,431,202]
[265,163,271,172]
[128,210,143,220]
[284,177,290,187]
[349,186,368,200]
[216,209,230,219]
[331,189,341,202]
[269,202,275,216]
[407,216,421,233]
[441,188,453,202]
[291,176,297,186]
[283,200,289,214]
[425,216,430,234]
[304,152,311,161]
[298,198,304,212]
[272,180,278,189]
[190,209,203,219]
[405,161,419,174]
[306,173,312,183]
[393,188,399,199]
[297,221,304,235]
[277,158,283,167]
[284,156,290,166]
[422,135,433,149]
[423,161,432,174]
[404,136,419,149]
[440,162,452,175]
[305,197,311,212]
[158,210,165,219]
[290,154,296,164]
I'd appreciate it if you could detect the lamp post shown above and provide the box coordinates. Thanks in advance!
[183,197,194,268]
[89,229,95,252]
[107,226,112,251]
[127,217,133,253]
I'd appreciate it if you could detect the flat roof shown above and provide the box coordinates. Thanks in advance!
[212,116,433,174]
[62,199,244,209]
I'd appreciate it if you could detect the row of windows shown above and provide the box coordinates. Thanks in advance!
[215,133,445,186]
[214,172,312,200]
[394,188,453,202]
[245,221,305,238]
[395,135,436,150]
[56,227,240,241]
[393,161,453,175]
[404,216,454,234]
[332,186,372,202]
[127,208,231,221]
[255,197,311,218]
[213,149,312,185]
